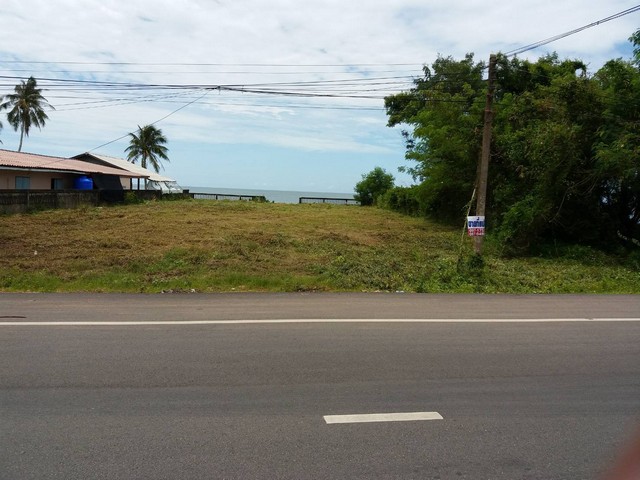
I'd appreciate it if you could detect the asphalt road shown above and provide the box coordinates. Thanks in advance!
[1,293,639,479]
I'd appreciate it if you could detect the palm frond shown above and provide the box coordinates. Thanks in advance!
[125,125,170,174]
[1,77,54,151]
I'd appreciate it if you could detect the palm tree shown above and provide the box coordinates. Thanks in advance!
[125,124,170,188]
[0,76,54,152]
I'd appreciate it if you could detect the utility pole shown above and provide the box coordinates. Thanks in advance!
[473,54,497,255]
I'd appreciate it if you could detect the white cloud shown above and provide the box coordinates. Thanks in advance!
[1,0,638,191]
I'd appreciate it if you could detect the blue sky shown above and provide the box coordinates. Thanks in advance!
[0,0,638,193]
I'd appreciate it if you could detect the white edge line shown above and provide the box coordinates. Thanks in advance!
[324,411,444,424]
[0,318,639,326]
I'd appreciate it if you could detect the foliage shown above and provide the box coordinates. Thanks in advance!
[385,54,485,221]
[124,191,145,205]
[354,166,395,206]
[631,29,640,68]
[385,44,640,251]
[378,185,424,216]
[125,125,170,187]
[592,58,640,244]
[0,76,54,152]
[490,54,606,249]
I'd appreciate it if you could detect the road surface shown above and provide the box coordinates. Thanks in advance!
[1,293,639,479]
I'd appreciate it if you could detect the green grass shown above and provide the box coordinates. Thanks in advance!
[0,199,637,293]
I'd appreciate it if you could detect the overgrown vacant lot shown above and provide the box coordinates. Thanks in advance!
[0,200,638,293]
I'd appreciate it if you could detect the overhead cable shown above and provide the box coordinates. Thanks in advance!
[504,5,640,56]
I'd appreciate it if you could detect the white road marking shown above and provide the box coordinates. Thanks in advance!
[0,318,639,326]
[324,411,443,424]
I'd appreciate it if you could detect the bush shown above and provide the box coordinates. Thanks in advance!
[354,167,395,206]
[124,191,144,204]
[379,186,423,216]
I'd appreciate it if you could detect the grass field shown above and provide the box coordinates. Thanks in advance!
[0,199,638,293]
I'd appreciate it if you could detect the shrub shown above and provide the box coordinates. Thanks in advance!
[354,167,395,206]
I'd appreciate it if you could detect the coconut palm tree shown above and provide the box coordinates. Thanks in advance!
[0,76,54,152]
[125,124,170,188]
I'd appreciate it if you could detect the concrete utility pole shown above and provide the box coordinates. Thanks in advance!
[474,54,497,255]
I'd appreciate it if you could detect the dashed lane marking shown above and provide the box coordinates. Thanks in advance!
[324,412,444,424]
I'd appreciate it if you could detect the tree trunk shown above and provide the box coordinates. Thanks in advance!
[142,157,147,189]
[18,126,24,152]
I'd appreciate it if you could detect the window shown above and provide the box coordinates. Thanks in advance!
[15,176,30,189]
[51,178,64,190]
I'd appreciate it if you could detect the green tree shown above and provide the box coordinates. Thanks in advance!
[385,47,640,250]
[631,29,640,67]
[354,167,395,206]
[491,54,605,248]
[0,76,54,152]
[125,125,170,188]
[384,54,486,221]
[592,58,640,242]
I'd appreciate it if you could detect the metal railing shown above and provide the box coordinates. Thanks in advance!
[190,192,267,202]
[299,197,359,205]
[0,190,356,214]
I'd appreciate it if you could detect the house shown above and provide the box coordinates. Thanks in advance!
[72,152,182,193]
[0,149,146,190]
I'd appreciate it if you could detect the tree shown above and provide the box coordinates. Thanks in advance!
[0,76,54,152]
[384,54,486,221]
[125,125,170,188]
[490,54,605,248]
[631,29,640,68]
[592,58,640,242]
[354,167,395,206]
[384,46,640,251]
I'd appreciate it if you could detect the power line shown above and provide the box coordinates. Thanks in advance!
[87,89,209,152]
[0,74,417,95]
[1,68,423,76]
[0,60,422,67]
[2,6,635,123]
[504,5,640,57]
[0,73,418,108]
[0,73,415,86]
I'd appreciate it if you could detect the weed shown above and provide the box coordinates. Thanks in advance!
[0,200,637,293]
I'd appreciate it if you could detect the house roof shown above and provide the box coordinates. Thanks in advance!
[0,149,147,178]
[73,152,175,182]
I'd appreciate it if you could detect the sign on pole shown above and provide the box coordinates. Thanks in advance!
[467,216,485,236]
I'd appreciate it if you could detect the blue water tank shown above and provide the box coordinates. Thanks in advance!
[74,176,93,190]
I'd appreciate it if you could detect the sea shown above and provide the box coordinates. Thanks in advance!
[184,186,355,204]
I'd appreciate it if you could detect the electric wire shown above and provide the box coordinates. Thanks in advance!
[504,5,640,57]
[0,5,636,130]
[87,89,209,152]
[0,61,422,67]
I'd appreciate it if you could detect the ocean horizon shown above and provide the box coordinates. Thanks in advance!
[185,186,355,204]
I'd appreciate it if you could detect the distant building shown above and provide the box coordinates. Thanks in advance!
[0,149,145,190]
[72,152,182,193]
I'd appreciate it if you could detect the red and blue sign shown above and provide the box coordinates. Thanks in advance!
[467,216,485,236]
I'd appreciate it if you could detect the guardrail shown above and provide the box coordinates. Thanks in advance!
[190,192,267,202]
[0,190,356,214]
[299,197,359,205]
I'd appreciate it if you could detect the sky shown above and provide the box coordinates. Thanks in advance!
[0,1,638,193]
